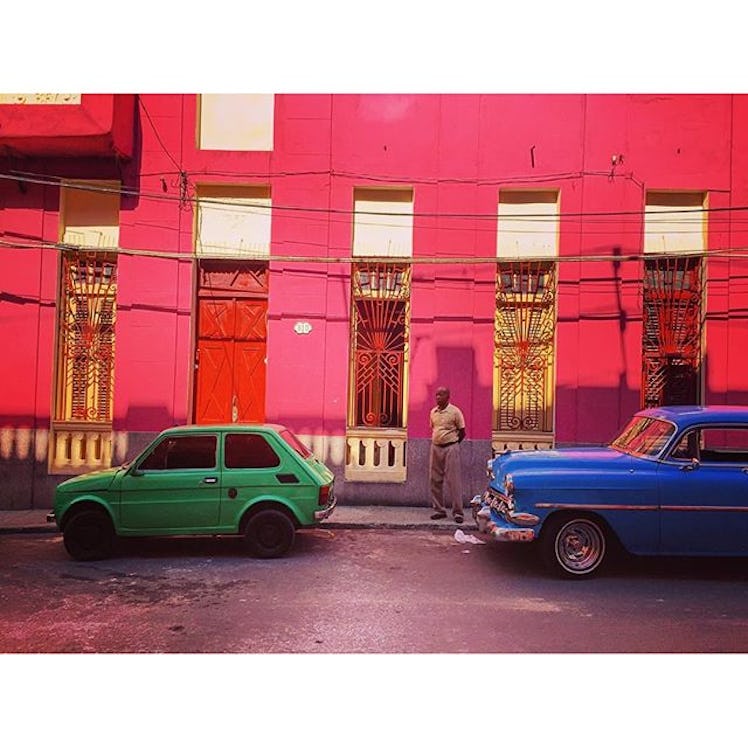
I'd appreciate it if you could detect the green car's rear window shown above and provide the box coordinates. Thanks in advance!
[225,433,281,469]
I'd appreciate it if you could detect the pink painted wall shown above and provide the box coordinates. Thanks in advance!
[3,94,748,454]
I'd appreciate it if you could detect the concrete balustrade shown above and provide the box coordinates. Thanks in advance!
[345,428,407,482]
[49,422,113,474]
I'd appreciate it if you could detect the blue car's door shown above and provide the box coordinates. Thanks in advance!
[657,426,748,556]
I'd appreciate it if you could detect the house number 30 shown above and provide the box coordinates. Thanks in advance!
[294,321,313,335]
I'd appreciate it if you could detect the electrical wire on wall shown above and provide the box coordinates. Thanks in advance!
[1,170,745,225]
[138,98,192,209]
[2,168,748,263]
[2,236,748,265]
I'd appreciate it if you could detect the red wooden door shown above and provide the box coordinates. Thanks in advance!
[233,299,267,423]
[194,297,267,424]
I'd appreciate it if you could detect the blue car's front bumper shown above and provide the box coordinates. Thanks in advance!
[471,495,538,543]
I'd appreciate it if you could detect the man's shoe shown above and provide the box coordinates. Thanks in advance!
[430,512,447,520]
[454,514,464,524]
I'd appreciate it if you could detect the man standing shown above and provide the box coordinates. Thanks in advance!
[429,386,466,523]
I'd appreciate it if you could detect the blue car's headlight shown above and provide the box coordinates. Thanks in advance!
[504,473,514,497]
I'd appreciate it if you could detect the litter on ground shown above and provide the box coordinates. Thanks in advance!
[454,529,485,545]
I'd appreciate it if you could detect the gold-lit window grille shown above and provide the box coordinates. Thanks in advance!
[56,252,117,423]
[494,260,556,433]
[349,262,411,429]
[641,256,703,408]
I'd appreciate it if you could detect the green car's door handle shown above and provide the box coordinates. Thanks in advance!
[202,477,218,484]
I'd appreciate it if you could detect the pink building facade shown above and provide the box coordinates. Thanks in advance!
[2,93,748,509]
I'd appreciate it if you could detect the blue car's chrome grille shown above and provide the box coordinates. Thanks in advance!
[485,487,512,514]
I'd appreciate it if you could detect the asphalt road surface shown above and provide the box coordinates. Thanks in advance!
[1,527,747,653]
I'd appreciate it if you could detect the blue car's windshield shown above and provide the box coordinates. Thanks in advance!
[610,416,675,458]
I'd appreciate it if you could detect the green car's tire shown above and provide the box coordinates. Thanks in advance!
[63,509,115,561]
[244,509,295,559]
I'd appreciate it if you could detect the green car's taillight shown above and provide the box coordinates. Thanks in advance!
[319,484,331,506]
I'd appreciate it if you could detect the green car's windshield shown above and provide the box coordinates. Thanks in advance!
[610,416,676,458]
[279,428,313,459]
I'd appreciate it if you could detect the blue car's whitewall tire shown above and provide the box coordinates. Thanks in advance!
[542,515,607,578]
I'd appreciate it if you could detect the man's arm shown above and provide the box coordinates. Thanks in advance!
[456,408,466,442]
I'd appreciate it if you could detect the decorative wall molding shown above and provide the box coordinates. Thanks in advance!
[492,430,554,454]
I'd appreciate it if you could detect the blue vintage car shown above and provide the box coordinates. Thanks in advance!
[471,406,748,578]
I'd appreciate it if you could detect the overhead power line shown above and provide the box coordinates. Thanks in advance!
[2,170,747,223]
[2,237,748,265]
[138,98,183,175]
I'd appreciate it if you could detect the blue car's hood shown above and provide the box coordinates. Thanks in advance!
[497,446,625,466]
[490,446,638,483]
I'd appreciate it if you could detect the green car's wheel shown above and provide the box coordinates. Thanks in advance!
[244,509,295,559]
[541,514,607,578]
[63,509,115,561]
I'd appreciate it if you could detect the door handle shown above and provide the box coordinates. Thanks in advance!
[202,477,218,484]
[680,459,699,472]
[742,468,748,475]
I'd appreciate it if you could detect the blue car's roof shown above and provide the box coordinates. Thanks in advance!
[638,405,748,428]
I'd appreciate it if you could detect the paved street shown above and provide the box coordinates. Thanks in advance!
[1,527,747,654]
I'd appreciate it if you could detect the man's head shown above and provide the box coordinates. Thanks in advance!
[435,386,450,409]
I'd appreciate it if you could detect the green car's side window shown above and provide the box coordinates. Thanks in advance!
[140,435,217,471]
[225,433,281,469]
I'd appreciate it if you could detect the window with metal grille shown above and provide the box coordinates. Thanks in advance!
[56,253,117,422]
[641,256,703,408]
[494,260,556,433]
[349,262,411,428]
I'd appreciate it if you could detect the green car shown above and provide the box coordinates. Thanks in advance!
[47,424,336,561]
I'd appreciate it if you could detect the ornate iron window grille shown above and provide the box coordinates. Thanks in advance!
[494,261,556,433]
[349,262,411,429]
[56,252,118,423]
[641,256,703,408]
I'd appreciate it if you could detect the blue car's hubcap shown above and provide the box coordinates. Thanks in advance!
[555,519,605,574]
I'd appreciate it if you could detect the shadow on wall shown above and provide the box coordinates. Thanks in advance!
[0,152,141,218]
[3,354,748,509]
[0,425,48,464]
[426,345,493,435]
[114,405,185,464]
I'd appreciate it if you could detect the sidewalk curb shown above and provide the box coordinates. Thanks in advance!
[0,520,475,535]
[319,521,472,532]
[0,526,59,536]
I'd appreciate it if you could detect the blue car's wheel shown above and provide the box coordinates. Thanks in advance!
[542,515,607,578]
